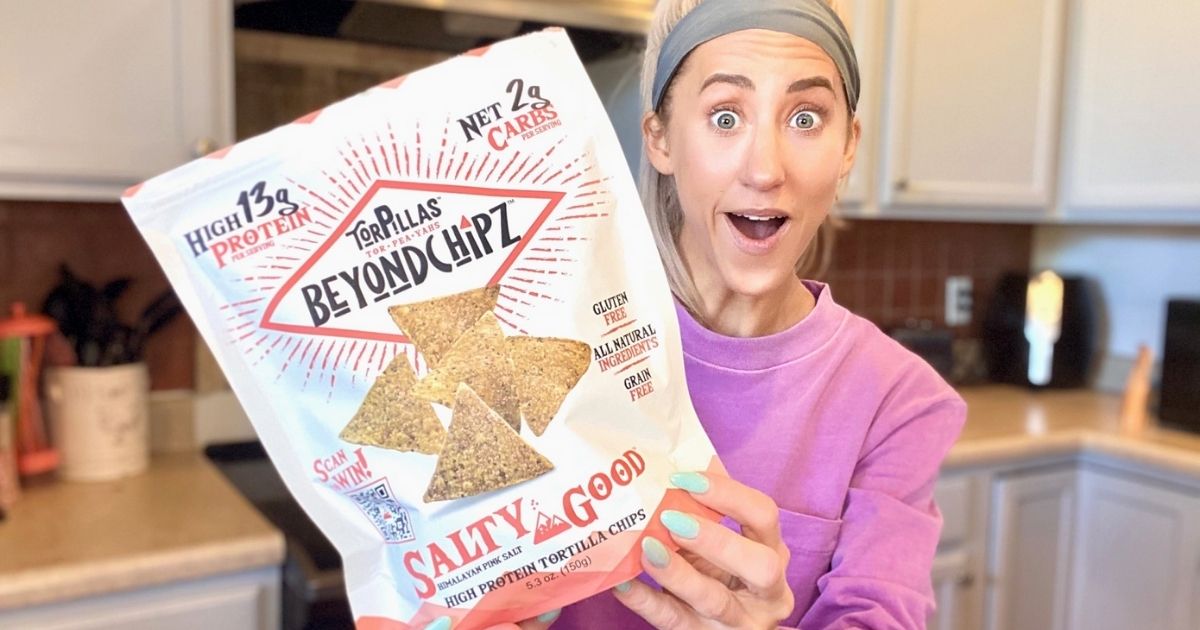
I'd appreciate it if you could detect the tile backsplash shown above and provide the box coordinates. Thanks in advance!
[0,201,194,390]
[824,219,1033,337]
[0,208,1029,393]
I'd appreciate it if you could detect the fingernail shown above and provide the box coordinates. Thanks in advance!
[660,510,700,539]
[669,472,709,493]
[424,617,451,630]
[642,536,670,568]
[536,609,561,623]
[614,580,633,593]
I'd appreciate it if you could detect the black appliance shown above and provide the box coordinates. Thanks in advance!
[1159,299,1200,433]
[889,323,955,380]
[982,273,1097,388]
[206,442,353,630]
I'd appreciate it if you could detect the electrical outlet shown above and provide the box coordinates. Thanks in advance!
[945,276,973,326]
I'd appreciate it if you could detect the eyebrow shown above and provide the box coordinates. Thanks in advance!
[788,76,835,94]
[699,73,753,93]
[698,73,836,95]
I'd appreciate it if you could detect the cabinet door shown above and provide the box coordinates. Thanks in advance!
[1058,0,1200,222]
[833,0,883,210]
[0,568,280,630]
[933,473,986,630]
[930,549,972,630]
[985,468,1075,630]
[1192,554,1200,630]
[878,0,1065,214]
[1068,467,1200,630]
[0,0,233,201]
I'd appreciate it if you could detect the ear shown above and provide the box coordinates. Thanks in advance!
[642,111,674,176]
[839,116,862,184]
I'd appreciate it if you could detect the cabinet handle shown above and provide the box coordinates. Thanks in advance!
[192,137,218,158]
[895,178,910,191]
[956,573,975,588]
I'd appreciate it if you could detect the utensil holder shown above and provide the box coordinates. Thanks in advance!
[45,363,149,481]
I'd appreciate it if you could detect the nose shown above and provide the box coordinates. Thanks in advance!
[739,122,786,191]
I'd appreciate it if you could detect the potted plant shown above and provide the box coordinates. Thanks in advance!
[39,265,182,481]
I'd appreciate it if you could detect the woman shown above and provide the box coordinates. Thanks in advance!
[436,0,966,627]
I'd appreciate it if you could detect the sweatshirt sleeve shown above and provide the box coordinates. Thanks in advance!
[796,390,966,630]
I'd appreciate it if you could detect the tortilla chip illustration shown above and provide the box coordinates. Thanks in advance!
[424,384,553,502]
[507,336,591,436]
[411,311,522,431]
[388,285,501,368]
[339,354,446,454]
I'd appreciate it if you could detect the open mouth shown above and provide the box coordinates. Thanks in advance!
[725,212,788,241]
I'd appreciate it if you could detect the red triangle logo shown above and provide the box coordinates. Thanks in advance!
[260,180,564,342]
[533,511,572,544]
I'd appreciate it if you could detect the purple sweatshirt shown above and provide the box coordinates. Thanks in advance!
[555,281,966,629]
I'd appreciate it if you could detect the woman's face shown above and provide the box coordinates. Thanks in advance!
[645,29,859,300]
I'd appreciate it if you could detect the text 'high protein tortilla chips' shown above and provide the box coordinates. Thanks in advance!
[123,29,721,629]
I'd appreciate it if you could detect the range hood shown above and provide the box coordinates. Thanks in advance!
[368,0,654,34]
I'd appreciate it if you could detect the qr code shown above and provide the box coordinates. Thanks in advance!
[348,479,415,543]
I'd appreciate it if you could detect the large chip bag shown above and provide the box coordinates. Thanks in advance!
[123,29,721,629]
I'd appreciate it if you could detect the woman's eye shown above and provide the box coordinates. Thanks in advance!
[791,110,822,130]
[710,110,740,130]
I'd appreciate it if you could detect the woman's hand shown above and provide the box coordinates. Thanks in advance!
[613,472,794,629]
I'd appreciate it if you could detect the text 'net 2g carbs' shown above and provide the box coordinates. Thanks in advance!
[123,29,721,629]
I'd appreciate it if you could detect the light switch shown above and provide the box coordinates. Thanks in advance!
[945,276,973,327]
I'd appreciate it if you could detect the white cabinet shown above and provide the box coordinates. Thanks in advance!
[930,473,986,630]
[984,468,1076,630]
[0,0,234,201]
[1193,557,1200,630]
[1058,0,1200,223]
[1067,466,1200,630]
[876,0,1065,216]
[834,0,884,209]
[942,455,1200,630]
[0,567,280,630]
[930,549,972,630]
[848,0,1200,224]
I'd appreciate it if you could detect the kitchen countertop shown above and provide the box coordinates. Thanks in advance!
[2,386,1199,612]
[950,385,1200,481]
[0,452,284,610]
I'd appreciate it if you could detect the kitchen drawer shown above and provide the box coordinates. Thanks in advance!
[0,567,279,630]
[935,474,973,548]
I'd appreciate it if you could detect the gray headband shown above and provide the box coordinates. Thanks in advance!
[652,0,860,114]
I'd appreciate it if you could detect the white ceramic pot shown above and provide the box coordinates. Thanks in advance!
[45,363,149,482]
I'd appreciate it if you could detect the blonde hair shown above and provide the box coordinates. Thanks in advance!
[639,0,848,321]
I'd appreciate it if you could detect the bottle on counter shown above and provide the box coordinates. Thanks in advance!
[0,303,59,481]
[0,373,16,515]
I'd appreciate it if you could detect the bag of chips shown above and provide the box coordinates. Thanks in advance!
[123,29,720,629]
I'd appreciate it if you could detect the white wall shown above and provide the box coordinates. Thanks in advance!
[1032,225,1200,391]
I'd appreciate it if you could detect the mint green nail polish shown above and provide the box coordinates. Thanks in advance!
[660,510,700,539]
[669,472,710,493]
[615,580,633,593]
[425,617,451,630]
[537,609,561,623]
[642,536,670,568]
